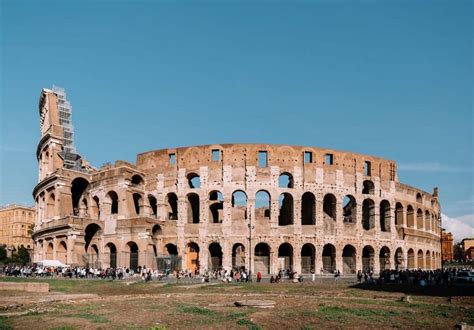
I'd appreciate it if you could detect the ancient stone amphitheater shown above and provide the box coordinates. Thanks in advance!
[33,88,441,275]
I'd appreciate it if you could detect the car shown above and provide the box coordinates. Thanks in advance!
[453,271,474,283]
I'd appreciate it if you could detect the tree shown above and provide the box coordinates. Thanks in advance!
[11,246,30,264]
[0,245,6,261]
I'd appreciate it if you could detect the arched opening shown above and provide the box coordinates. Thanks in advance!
[84,223,102,253]
[301,192,316,225]
[80,198,88,217]
[322,244,336,273]
[362,246,375,273]
[301,243,315,274]
[255,190,271,220]
[323,194,337,221]
[254,243,270,274]
[416,209,424,230]
[133,193,142,215]
[152,224,162,238]
[185,242,200,273]
[424,210,431,231]
[278,172,294,188]
[380,200,391,232]
[362,180,375,194]
[57,241,67,264]
[395,203,403,226]
[278,243,293,271]
[45,242,53,259]
[106,243,117,268]
[107,191,119,215]
[231,190,247,220]
[394,248,404,270]
[342,195,356,223]
[187,193,200,223]
[91,196,100,220]
[87,244,99,268]
[166,193,178,220]
[131,174,144,185]
[209,191,224,223]
[232,243,246,271]
[71,177,89,216]
[416,193,422,204]
[165,243,178,256]
[208,242,223,270]
[128,242,139,271]
[187,173,200,189]
[362,199,375,230]
[148,195,157,217]
[407,249,415,269]
[417,249,424,269]
[278,193,294,226]
[407,205,414,228]
[379,246,391,271]
[342,245,356,274]
[46,193,55,219]
[426,250,431,269]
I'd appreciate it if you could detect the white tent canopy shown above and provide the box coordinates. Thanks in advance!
[38,259,68,267]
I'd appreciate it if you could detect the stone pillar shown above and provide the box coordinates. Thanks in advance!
[222,240,231,271]
[200,244,209,274]
[294,244,302,274]
[335,246,343,274]
[315,244,323,275]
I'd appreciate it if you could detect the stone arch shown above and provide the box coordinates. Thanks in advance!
[417,249,424,269]
[379,246,391,271]
[232,243,246,271]
[394,247,404,270]
[46,193,56,219]
[322,244,336,273]
[71,177,89,216]
[342,245,356,274]
[45,242,53,259]
[278,172,294,188]
[186,193,200,224]
[395,203,403,226]
[84,223,102,253]
[254,243,271,274]
[301,243,315,274]
[106,191,119,215]
[131,174,144,185]
[133,193,143,215]
[407,248,415,269]
[231,190,247,220]
[278,242,293,271]
[424,210,431,231]
[407,205,415,228]
[323,194,337,221]
[127,241,139,271]
[342,195,356,223]
[417,209,424,230]
[148,194,157,217]
[88,244,99,267]
[209,191,224,223]
[362,245,375,272]
[187,172,200,189]
[105,243,117,268]
[278,193,294,226]
[208,242,223,270]
[301,192,316,225]
[57,241,67,264]
[166,193,178,220]
[426,250,431,269]
[362,180,375,194]
[362,199,375,230]
[255,190,271,220]
[165,243,178,256]
[185,242,200,273]
[380,200,391,232]
[416,193,422,204]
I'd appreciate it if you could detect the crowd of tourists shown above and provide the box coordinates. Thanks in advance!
[1,264,471,286]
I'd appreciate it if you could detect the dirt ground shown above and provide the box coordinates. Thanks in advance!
[0,278,473,329]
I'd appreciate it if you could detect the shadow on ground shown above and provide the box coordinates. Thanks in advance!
[350,282,474,297]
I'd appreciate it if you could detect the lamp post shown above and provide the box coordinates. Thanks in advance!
[248,206,254,280]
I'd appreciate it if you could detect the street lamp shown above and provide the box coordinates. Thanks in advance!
[248,206,254,280]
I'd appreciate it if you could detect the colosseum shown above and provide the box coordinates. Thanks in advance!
[32,87,442,275]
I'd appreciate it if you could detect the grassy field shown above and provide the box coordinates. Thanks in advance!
[0,277,473,329]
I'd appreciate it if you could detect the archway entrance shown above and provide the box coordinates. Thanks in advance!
[254,243,270,274]
[208,243,223,270]
[185,243,200,274]
[278,243,293,271]
[322,244,336,273]
[342,245,356,274]
[379,247,391,271]
[301,243,315,274]
[106,243,117,268]
[127,242,139,271]
[362,246,375,273]
[232,244,246,271]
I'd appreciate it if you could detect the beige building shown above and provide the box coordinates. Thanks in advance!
[32,86,442,273]
[0,205,35,252]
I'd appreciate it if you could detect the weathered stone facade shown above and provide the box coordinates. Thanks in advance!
[32,87,442,274]
[0,205,35,252]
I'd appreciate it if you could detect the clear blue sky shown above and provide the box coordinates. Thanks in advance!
[0,1,472,219]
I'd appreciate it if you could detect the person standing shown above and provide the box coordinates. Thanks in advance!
[257,271,262,283]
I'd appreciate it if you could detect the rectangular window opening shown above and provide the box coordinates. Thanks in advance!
[169,153,176,165]
[364,161,371,176]
[212,149,221,161]
[258,151,268,168]
[324,153,333,165]
[304,151,313,164]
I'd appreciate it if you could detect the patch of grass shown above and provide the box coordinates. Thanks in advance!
[175,304,219,317]
[318,305,402,322]
[48,327,76,330]
[227,312,249,320]
[0,316,14,330]
[236,318,261,329]
[63,313,109,323]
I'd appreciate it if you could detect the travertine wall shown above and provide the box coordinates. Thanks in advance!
[32,143,442,275]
